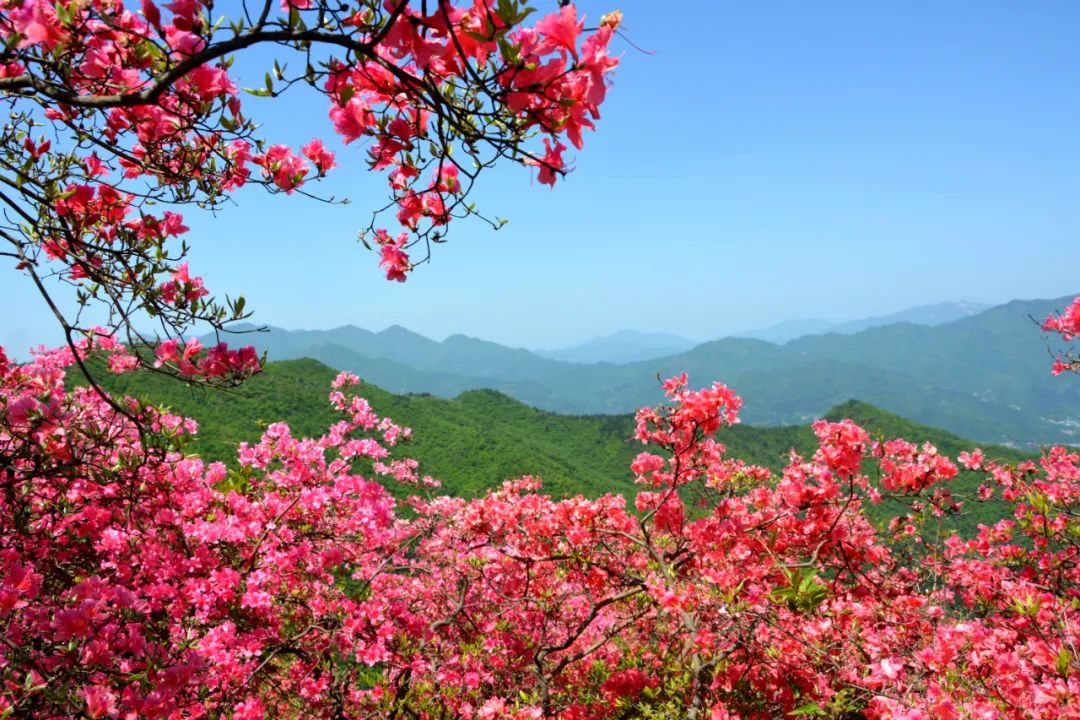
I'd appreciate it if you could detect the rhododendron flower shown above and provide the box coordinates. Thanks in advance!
[159,262,209,306]
[4,394,39,426]
[254,144,310,193]
[435,164,462,194]
[535,138,568,187]
[107,351,139,374]
[154,338,181,367]
[1043,297,1080,375]
[958,449,984,470]
[82,685,119,719]
[164,26,207,58]
[22,136,50,159]
[8,0,64,49]
[378,239,411,282]
[1043,297,1080,341]
[813,418,870,477]
[880,657,904,680]
[141,0,162,28]
[53,606,94,641]
[536,5,584,58]
[301,138,337,175]
[601,668,653,699]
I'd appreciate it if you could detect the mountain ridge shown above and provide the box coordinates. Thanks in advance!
[732,300,993,344]
[535,329,698,364]
[85,356,1032,537]
[203,294,1079,446]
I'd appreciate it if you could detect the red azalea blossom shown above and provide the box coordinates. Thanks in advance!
[0,1,620,381]
[1044,296,1080,375]
[2,349,1080,718]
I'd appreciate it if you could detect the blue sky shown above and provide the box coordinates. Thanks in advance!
[3,0,1079,353]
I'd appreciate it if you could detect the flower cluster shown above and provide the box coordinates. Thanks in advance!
[0,347,409,718]
[153,337,261,379]
[1043,296,1080,375]
[4,345,1079,719]
[0,1,619,368]
[324,1,620,280]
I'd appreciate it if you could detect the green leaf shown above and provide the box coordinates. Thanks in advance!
[54,1,72,25]
[789,703,827,717]
[1057,646,1072,676]
[498,37,521,65]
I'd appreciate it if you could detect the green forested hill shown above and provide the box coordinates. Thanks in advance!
[92,358,639,499]
[88,358,1029,522]
[215,295,1079,446]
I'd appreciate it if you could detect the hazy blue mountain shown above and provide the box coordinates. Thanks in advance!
[535,330,698,364]
[208,324,563,381]
[731,318,836,344]
[830,300,992,334]
[212,295,1079,446]
[203,323,440,362]
[781,298,1074,426]
[734,301,992,344]
[304,342,490,396]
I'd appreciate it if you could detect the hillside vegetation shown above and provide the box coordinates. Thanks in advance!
[213,295,1079,446]
[89,358,1030,535]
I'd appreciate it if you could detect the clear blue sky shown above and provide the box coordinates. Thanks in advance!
[3,0,1079,354]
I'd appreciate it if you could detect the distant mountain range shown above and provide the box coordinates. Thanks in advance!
[732,301,992,344]
[205,295,1078,447]
[535,330,698,364]
[92,357,1027,537]
[530,301,992,363]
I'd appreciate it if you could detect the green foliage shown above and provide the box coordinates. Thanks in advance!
[771,568,829,613]
[88,359,639,498]
[216,295,1080,446]
[86,357,1031,536]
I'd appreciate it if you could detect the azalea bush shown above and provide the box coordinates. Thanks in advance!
[1044,297,1080,375]
[0,340,418,718]
[0,0,619,384]
[2,341,1078,719]
[3,2,1080,718]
